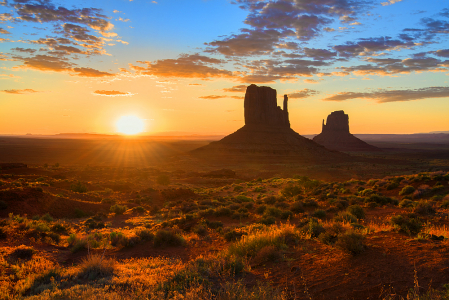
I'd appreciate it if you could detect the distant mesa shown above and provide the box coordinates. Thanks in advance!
[192,84,348,162]
[313,110,380,152]
[0,163,27,170]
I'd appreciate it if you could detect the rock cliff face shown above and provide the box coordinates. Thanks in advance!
[192,85,349,162]
[313,111,380,152]
[244,84,290,128]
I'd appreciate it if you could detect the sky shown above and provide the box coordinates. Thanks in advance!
[0,0,449,135]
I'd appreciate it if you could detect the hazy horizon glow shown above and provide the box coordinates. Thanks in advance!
[1,0,449,135]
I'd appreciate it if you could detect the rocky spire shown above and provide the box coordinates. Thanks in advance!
[322,110,350,133]
[244,84,290,128]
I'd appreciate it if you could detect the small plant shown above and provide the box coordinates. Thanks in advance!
[290,201,304,213]
[71,181,88,193]
[334,211,357,223]
[78,254,115,280]
[251,245,282,266]
[347,205,365,219]
[281,184,303,198]
[40,213,54,222]
[335,230,365,255]
[413,201,436,216]
[110,204,127,214]
[136,229,154,241]
[10,245,34,260]
[399,185,415,196]
[312,209,327,219]
[153,229,185,247]
[390,214,423,235]
[399,199,415,208]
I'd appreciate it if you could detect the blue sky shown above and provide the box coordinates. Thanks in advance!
[0,0,448,135]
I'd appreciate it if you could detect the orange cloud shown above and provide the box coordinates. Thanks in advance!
[1,88,40,94]
[199,95,243,100]
[93,90,134,96]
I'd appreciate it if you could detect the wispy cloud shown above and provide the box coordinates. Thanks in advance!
[93,90,134,96]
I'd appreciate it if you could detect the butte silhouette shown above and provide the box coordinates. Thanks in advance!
[192,84,348,162]
[313,110,380,152]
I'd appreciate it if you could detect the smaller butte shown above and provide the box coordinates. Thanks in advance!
[313,110,380,152]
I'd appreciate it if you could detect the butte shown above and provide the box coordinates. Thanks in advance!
[313,110,380,152]
[192,84,348,163]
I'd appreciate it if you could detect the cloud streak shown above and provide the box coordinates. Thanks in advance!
[323,86,449,103]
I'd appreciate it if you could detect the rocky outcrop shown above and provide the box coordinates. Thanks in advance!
[192,85,349,162]
[244,84,290,128]
[313,111,380,152]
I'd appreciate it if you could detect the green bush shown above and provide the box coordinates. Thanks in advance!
[280,210,293,220]
[399,199,415,208]
[413,201,436,215]
[71,181,88,193]
[110,204,127,214]
[290,201,304,213]
[386,182,399,190]
[153,229,185,247]
[399,185,415,196]
[255,205,267,214]
[259,216,276,225]
[390,214,422,235]
[335,230,365,255]
[303,218,325,238]
[334,211,357,223]
[347,205,365,219]
[40,213,54,222]
[281,185,303,198]
[214,207,232,216]
[264,206,282,218]
[312,209,327,219]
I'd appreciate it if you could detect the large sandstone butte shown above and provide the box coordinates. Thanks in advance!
[313,110,380,152]
[192,84,347,162]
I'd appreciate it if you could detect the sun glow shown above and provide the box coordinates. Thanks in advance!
[116,115,145,135]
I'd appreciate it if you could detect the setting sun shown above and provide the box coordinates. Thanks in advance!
[116,115,145,135]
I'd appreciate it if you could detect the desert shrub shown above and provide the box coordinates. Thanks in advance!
[280,210,293,220]
[399,185,415,196]
[365,194,392,205]
[347,205,365,219]
[110,231,127,247]
[264,196,277,205]
[78,254,115,280]
[0,227,6,239]
[318,223,345,245]
[399,199,415,208]
[334,211,357,223]
[251,245,282,265]
[135,229,153,241]
[360,188,374,196]
[256,205,267,214]
[161,188,196,200]
[205,220,223,229]
[71,181,88,193]
[110,204,127,214]
[84,218,105,229]
[303,199,318,207]
[289,201,304,214]
[281,185,303,198]
[244,202,254,210]
[302,218,325,238]
[74,208,87,218]
[312,209,327,219]
[229,203,240,210]
[101,198,115,204]
[224,229,246,242]
[70,237,87,253]
[215,207,232,217]
[390,214,423,235]
[198,208,215,217]
[264,206,282,218]
[10,245,34,260]
[237,207,249,213]
[232,212,249,220]
[50,223,67,233]
[40,213,53,222]
[132,206,146,214]
[259,216,276,225]
[441,200,449,208]
[335,230,365,255]
[386,182,399,190]
[193,223,208,236]
[156,174,170,185]
[236,195,252,202]
[274,201,289,209]
[153,229,185,247]
[0,200,7,210]
[29,268,62,295]
[413,201,436,215]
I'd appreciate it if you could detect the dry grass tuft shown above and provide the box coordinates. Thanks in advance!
[78,254,115,280]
